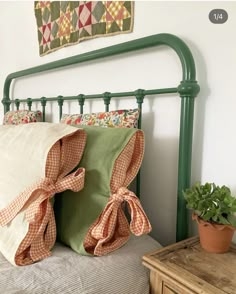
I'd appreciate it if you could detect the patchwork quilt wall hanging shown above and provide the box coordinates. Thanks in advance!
[34,1,134,56]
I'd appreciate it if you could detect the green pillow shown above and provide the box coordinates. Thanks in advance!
[54,126,151,256]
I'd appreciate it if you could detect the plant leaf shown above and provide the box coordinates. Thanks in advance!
[184,182,236,226]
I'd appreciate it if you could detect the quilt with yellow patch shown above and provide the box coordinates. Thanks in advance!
[34,1,134,56]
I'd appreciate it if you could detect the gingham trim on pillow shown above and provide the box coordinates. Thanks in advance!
[14,136,86,265]
[3,110,42,125]
[0,126,86,266]
[61,109,139,128]
[83,130,152,256]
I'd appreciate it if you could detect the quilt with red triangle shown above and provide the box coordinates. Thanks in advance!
[34,1,134,56]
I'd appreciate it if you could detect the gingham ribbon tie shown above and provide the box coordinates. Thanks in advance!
[103,187,151,236]
[84,187,152,255]
[0,167,85,226]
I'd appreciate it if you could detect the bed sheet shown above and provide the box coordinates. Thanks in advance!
[0,234,161,294]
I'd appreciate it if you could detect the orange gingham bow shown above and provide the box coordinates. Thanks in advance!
[0,167,85,265]
[84,187,152,256]
[0,168,85,227]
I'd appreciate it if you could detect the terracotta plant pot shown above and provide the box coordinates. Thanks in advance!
[192,213,236,253]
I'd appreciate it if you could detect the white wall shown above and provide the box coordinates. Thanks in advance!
[0,1,236,245]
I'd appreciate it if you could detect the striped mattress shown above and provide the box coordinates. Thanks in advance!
[0,234,161,294]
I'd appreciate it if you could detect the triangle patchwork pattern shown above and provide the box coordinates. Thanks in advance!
[34,1,134,56]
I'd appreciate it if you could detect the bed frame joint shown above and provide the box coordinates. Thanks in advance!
[2,98,11,113]
[103,92,111,112]
[57,96,64,119]
[15,99,20,110]
[135,89,145,104]
[40,97,47,107]
[177,80,200,98]
[27,98,32,110]
[135,89,145,129]
[78,94,85,114]
[40,97,47,121]
[57,95,64,106]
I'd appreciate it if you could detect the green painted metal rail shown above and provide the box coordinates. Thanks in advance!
[2,33,200,242]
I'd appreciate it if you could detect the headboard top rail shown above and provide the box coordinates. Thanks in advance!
[3,33,199,104]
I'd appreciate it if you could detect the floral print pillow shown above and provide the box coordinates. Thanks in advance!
[3,110,42,125]
[61,109,140,128]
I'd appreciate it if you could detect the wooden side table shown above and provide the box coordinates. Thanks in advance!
[142,236,236,294]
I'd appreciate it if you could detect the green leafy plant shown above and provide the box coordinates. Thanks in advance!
[183,182,236,227]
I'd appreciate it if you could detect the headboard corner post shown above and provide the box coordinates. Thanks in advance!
[176,79,200,242]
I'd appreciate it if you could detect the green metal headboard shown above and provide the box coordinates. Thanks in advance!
[2,33,200,242]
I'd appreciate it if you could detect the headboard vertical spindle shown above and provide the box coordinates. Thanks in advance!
[27,98,32,111]
[57,95,64,120]
[103,92,111,112]
[40,97,47,122]
[78,94,85,114]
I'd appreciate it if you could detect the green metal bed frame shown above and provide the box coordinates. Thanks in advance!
[2,33,200,242]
